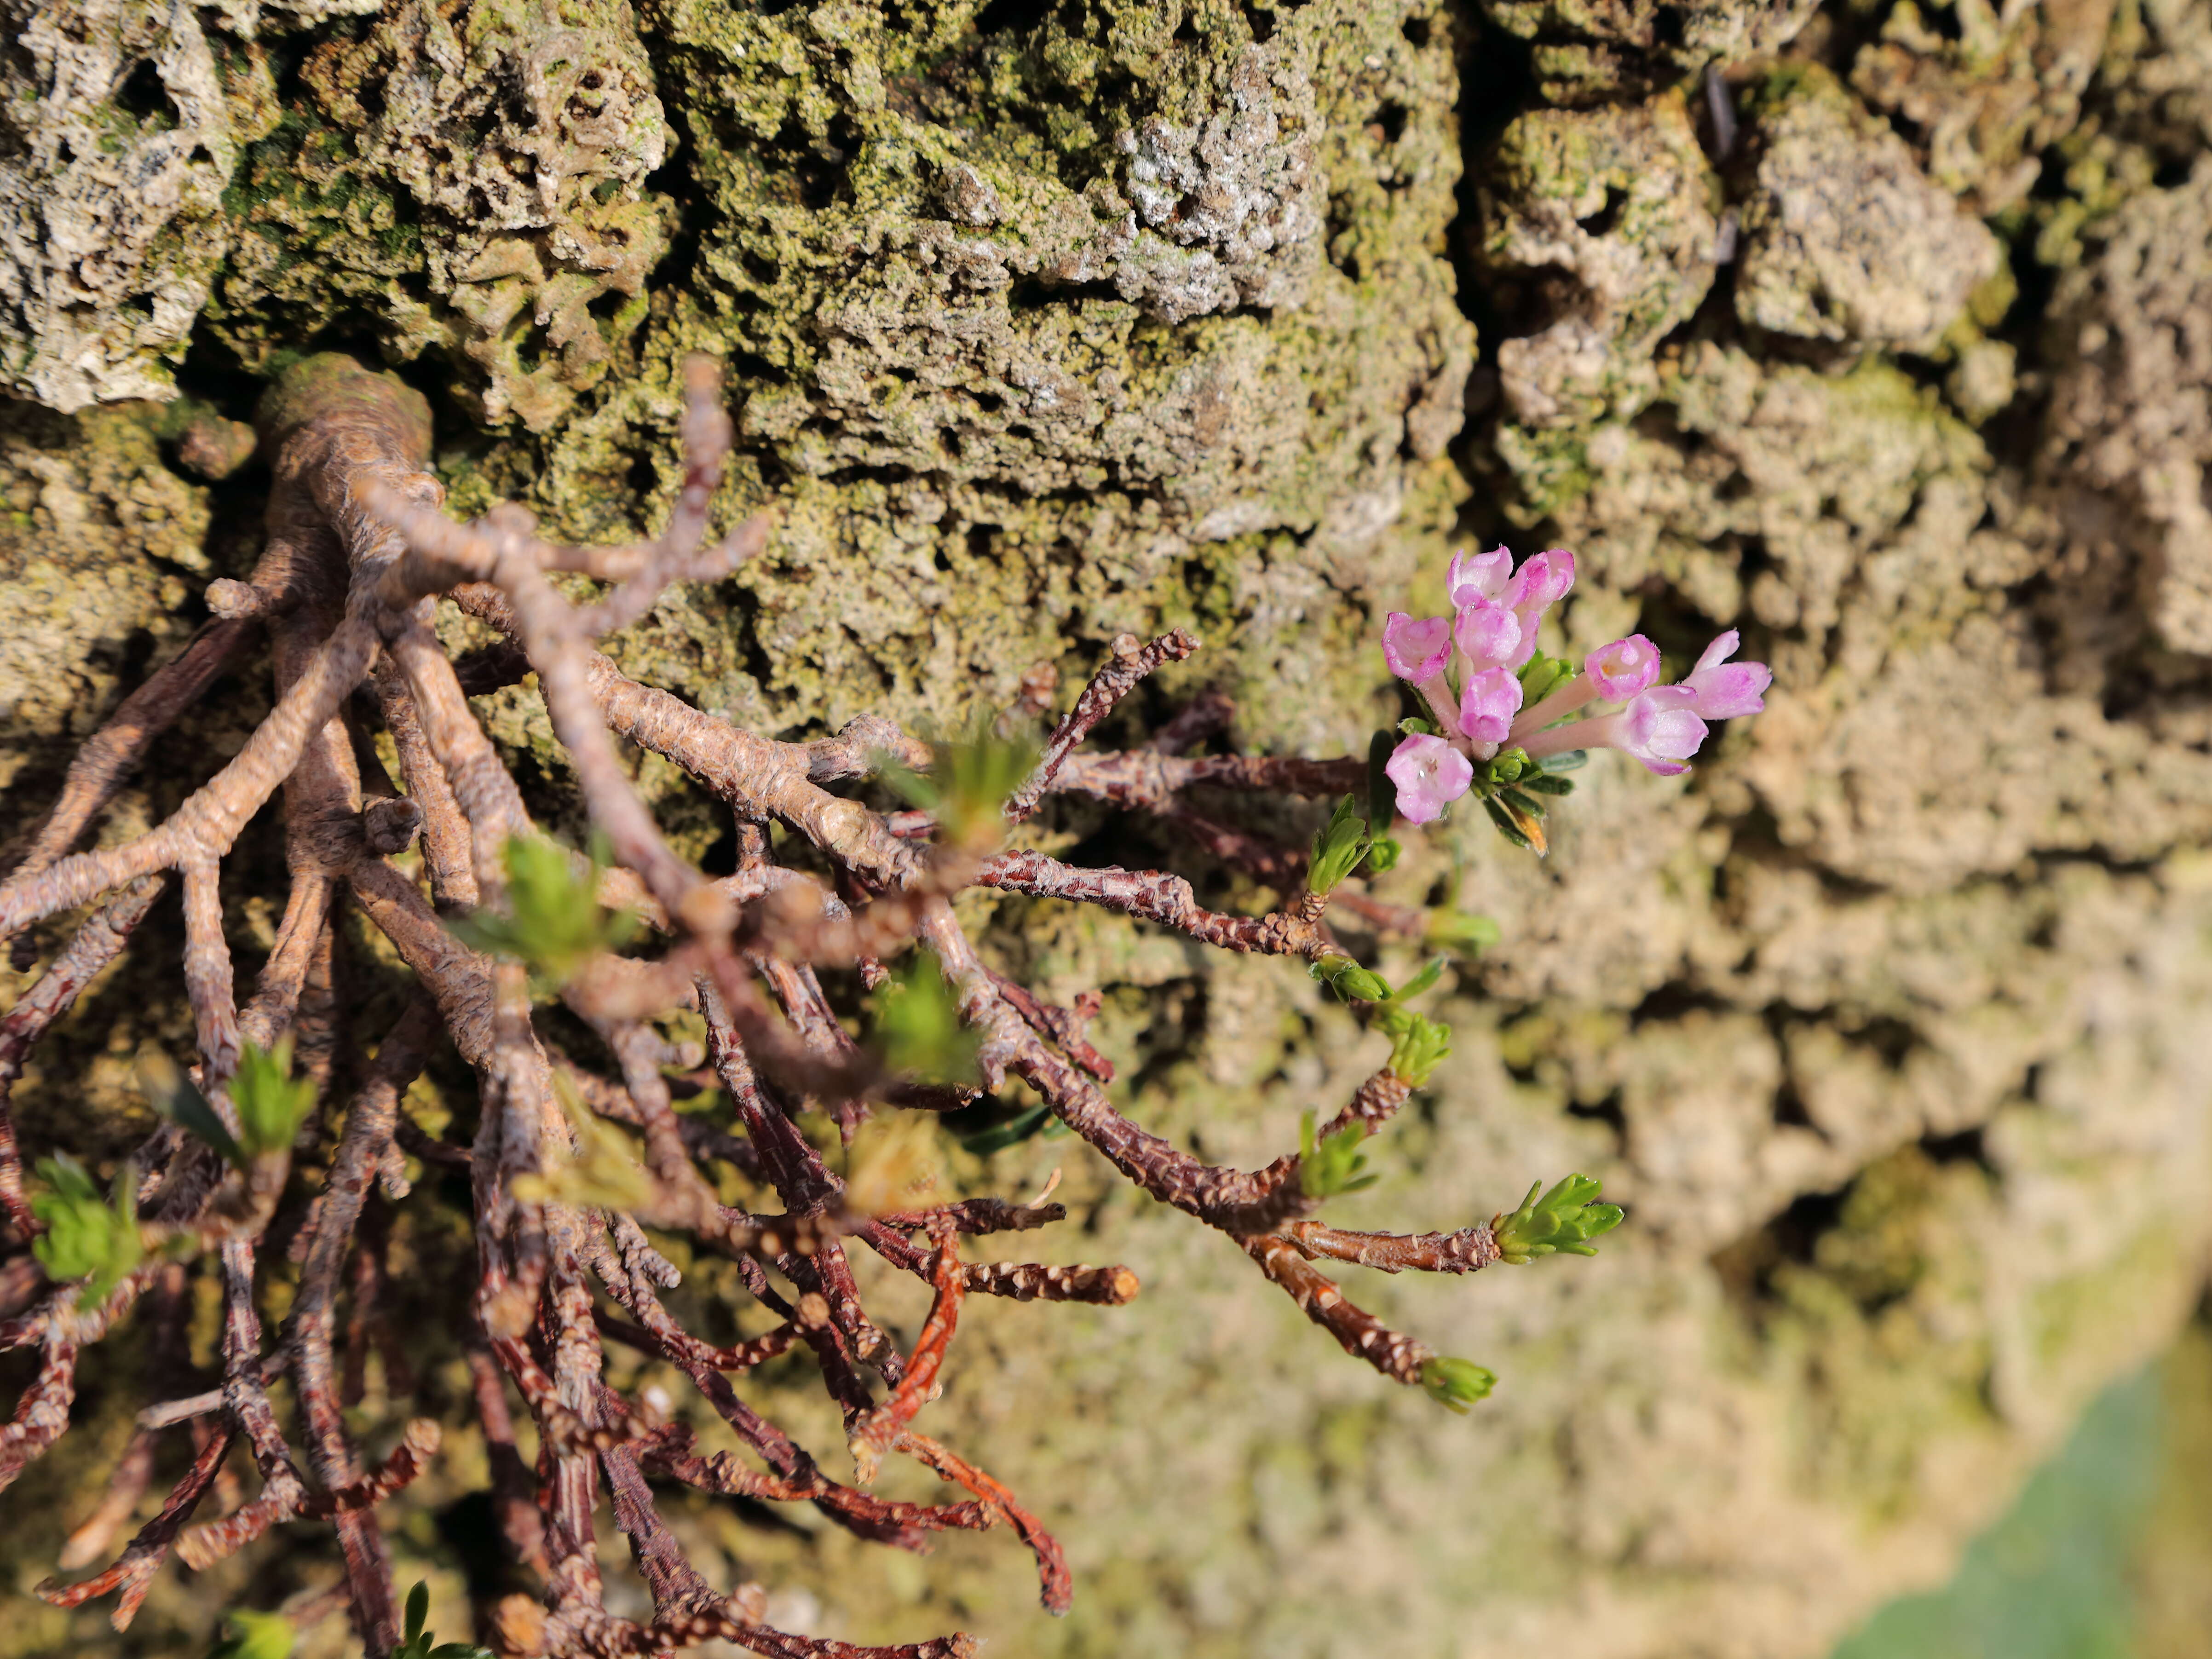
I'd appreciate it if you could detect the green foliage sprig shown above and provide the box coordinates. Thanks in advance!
[31,1154,141,1304]
[1494,1174,1624,1263]
[392,1584,490,1659]
[876,715,1040,852]
[1297,1111,1378,1200]
[449,834,638,986]
[872,959,982,1086]
[1307,796,1374,895]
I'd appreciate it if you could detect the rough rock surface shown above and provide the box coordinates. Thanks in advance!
[4,1,2212,1658]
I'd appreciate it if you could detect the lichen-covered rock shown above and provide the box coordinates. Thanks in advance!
[1732,65,2003,353]
[1475,0,1820,105]
[1474,92,1721,428]
[0,0,281,410]
[209,0,674,429]
[1849,0,2117,213]
[2043,156,2212,655]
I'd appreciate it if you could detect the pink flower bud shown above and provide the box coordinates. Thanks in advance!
[1447,545,1515,607]
[1384,733,1475,826]
[1682,629,1771,719]
[1504,548,1576,614]
[1382,612,1452,682]
[1584,634,1661,701]
[1452,598,1523,672]
[1616,685,1708,775]
[1457,666,1526,748]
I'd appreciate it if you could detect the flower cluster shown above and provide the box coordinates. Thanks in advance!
[1381,546,1771,829]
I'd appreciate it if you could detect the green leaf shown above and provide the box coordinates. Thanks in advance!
[1389,956,1447,1003]
[405,1584,429,1648]
[448,834,639,987]
[1497,785,1547,820]
[140,1052,245,1169]
[1308,955,1393,1004]
[30,1154,142,1306]
[1297,1112,1378,1200]
[231,1037,317,1158]
[1518,773,1574,796]
[1483,795,1537,851]
[1426,912,1502,955]
[1367,730,1399,829]
[1493,1174,1625,1264]
[1306,796,1372,895]
[1537,748,1588,773]
[872,960,981,1086]
[1419,1355,1497,1414]
[955,1102,1053,1157]
[208,1610,296,1659]
[1374,1008,1452,1087]
[1396,716,1438,737]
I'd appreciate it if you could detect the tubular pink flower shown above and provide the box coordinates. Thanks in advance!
[1521,684,1709,775]
[1385,733,1474,825]
[1498,548,1575,668]
[1584,633,1661,701]
[1452,597,1523,674]
[1447,545,1514,607]
[1457,666,1524,750]
[1382,611,1452,682]
[1682,629,1771,719]
[1503,548,1575,614]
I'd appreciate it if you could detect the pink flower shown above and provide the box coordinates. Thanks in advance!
[1520,684,1709,775]
[1448,546,1515,607]
[1385,733,1474,825]
[1457,666,1525,749]
[1382,612,1452,682]
[1584,633,1661,701]
[1452,597,1523,673]
[1682,630,1771,719]
[1503,548,1576,614]
[1497,548,1575,668]
[1610,685,1708,775]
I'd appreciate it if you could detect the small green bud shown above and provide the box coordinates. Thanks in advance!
[1307,796,1373,895]
[30,1154,142,1306]
[1375,1008,1452,1087]
[1485,747,1530,783]
[872,960,982,1086]
[1309,955,1393,1004]
[1361,836,1402,875]
[1298,1111,1378,1200]
[1397,716,1439,737]
[1420,1356,1497,1413]
[232,1037,317,1159]
[1493,1174,1625,1264]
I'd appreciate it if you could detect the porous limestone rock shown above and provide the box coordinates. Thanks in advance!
[1473,92,1722,429]
[1731,66,2004,354]
[1475,0,1821,105]
[0,0,282,410]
